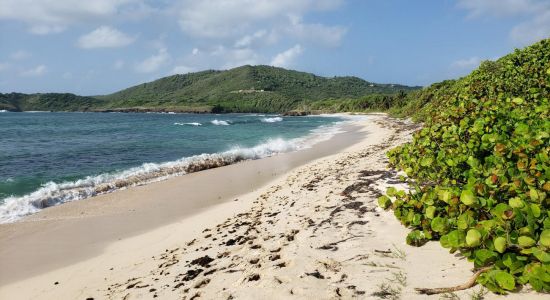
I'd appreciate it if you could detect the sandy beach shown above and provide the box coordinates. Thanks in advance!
[0,115,544,300]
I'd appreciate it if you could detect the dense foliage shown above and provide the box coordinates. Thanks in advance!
[99,65,418,113]
[380,39,550,293]
[0,93,103,112]
[2,66,418,113]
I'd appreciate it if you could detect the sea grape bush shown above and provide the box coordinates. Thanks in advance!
[379,39,550,293]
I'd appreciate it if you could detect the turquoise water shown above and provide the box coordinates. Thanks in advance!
[0,112,343,222]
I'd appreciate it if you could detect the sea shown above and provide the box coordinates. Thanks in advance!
[0,112,345,223]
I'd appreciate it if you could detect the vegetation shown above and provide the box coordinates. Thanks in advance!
[0,93,103,112]
[380,39,549,293]
[1,65,419,113]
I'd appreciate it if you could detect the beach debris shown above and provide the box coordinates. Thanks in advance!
[415,266,492,295]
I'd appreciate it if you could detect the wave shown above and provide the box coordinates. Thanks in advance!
[174,122,202,126]
[211,119,230,126]
[261,117,283,123]
[0,110,8,113]
[0,122,345,224]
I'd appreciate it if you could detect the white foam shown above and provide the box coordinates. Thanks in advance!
[0,110,7,113]
[211,119,230,126]
[260,117,283,123]
[174,122,202,126]
[0,119,347,224]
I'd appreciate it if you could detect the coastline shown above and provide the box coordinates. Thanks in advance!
[0,118,364,286]
[0,115,544,299]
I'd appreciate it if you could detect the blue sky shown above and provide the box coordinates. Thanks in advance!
[0,0,549,95]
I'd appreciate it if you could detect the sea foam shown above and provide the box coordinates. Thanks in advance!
[174,122,202,126]
[211,119,230,126]
[260,117,283,123]
[0,122,345,224]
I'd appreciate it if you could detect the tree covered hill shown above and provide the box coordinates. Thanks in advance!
[1,65,419,113]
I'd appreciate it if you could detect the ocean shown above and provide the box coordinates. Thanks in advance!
[0,112,344,223]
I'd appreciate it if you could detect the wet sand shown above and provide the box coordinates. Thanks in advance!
[0,123,363,285]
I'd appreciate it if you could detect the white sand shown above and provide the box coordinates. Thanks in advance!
[0,115,543,300]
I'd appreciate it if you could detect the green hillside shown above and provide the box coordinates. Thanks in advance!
[98,65,418,113]
[381,39,549,293]
[0,93,104,112]
[1,65,418,113]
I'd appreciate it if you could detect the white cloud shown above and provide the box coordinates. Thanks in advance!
[457,0,543,18]
[285,15,346,47]
[451,56,482,69]
[20,65,47,77]
[171,65,195,74]
[135,48,170,73]
[234,30,273,48]
[192,48,200,55]
[176,0,343,38]
[270,44,303,68]
[62,72,73,79]
[0,0,144,34]
[457,0,550,45]
[10,50,31,60]
[113,59,125,70]
[0,62,9,71]
[510,10,550,45]
[77,26,135,49]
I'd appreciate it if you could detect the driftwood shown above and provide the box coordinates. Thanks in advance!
[415,266,493,295]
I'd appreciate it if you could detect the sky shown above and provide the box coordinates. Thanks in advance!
[0,0,549,95]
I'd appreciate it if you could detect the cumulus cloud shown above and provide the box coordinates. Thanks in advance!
[451,56,482,69]
[176,0,344,39]
[77,26,135,49]
[457,0,543,18]
[234,30,276,48]
[135,47,170,73]
[168,0,344,71]
[285,15,346,47]
[0,0,144,34]
[10,50,31,60]
[113,59,125,70]
[457,0,550,45]
[20,65,47,77]
[270,44,304,68]
[510,10,550,45]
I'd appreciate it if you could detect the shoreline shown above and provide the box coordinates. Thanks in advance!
[0,119,366,287]
[1,115,543,300]
[0,113,345,224]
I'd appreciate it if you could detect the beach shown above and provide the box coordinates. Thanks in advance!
[0,115,544,299]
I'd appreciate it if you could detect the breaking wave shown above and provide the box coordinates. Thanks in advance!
[174,122,202,126]
[260,117,283,123]
[0,122,345,223]
[211,120,230,126]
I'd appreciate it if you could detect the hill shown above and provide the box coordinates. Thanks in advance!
[0,93,104,112]
[0,65,420,113]
[98,65,419,113]
[382,39,549,293]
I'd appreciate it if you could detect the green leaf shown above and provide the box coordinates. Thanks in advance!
[378,196,392,209]
[509,197,524,208]
[540,230,550,247]
[494,237,507,253]
[460,189,476,206]
[518,236,536,248]
[457,213,474,230]
[494,271,515,291]
[512,97,524,104]
[466,229,481,247]
[386,187,397,197]
[425,206,436,219]
[431,217,447,233]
